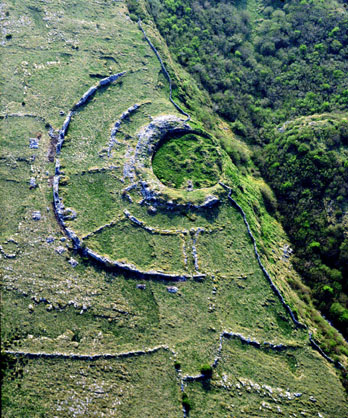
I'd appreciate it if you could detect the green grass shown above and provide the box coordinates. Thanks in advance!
[1,0,347,416]
[152,133,221,189]
[184,339,348,417]
[84,220,186,273]
[2,351,181,418]
[61,171,124,235]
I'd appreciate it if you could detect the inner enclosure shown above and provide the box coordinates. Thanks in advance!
[152,132,222,190]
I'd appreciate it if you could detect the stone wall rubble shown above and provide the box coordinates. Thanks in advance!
[108,103,140,157]
[56,72,126,155]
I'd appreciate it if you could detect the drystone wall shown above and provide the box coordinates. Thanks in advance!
[138,20,190,121]
[5,345,171,361]
[219,182,344,370]
[53,79,199,281]
[219,182,306,330]
[108,103,140,157]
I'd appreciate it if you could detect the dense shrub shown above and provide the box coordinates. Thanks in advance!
[147,0,348,140]
[259,115,348,335]
[200,364,213,379]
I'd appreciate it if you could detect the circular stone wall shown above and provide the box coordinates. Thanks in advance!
[54,76,231,280]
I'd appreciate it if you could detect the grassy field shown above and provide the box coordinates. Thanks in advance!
[152,132,222,189]
[1,0,347,417]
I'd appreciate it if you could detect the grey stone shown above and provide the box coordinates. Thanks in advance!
[32,211,41,221]
[55,246,66,255]
[29,177,37,189]
[62,208,77,220]
[147,205,157,215]
[136,284,146,290]
[201,195,220,208]
[68,258,78,267]
[29,137,39,149]
[167,286,178,294]
[46,236,55,243]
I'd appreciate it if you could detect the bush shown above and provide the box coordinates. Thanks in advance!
[182,392,192,412]
[200,364,213,379]
[260,184,278,215]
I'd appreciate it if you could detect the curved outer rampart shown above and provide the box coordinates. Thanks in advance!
[53,76,198,281]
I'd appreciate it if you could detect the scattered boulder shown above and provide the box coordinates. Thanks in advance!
[167,286,178,294]
[29,137,39,149]
[136,283,146,290]
[46,236,55,243]
[29,177,37,189]
[32,211,41,221]
[68,258,78,267]
[147,205,157,215]
[55,246,66,255]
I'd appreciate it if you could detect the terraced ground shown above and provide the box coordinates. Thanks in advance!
[1,1,347,417]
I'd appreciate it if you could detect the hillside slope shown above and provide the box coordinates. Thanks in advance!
[1,0,347,416]
[146,0,348,341]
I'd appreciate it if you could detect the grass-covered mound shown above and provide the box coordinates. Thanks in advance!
[152,133,221,189]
